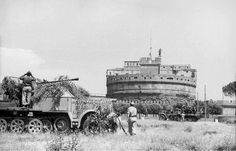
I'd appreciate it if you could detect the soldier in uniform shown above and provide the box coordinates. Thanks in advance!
[19,71,36,107]
[127,101,137,135]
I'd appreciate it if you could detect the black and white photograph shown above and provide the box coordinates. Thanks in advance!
[0,0,235,150]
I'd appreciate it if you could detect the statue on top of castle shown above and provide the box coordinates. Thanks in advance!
[159,48,162,57]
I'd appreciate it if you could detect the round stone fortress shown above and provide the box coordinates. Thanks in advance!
[106,49,197,101]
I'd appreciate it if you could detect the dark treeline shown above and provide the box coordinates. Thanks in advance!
[113,100,222,117]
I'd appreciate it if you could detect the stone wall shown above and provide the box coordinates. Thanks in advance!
[107,74,196,98]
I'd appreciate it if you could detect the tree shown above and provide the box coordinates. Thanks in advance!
[162,104,173,114]
[148,104,161,116]
[208,103,222,115]
[113,102,128,114]
[222,81,236,97]
[135,103,147,115]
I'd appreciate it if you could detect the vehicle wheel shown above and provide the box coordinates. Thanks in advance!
[174,115,181,121]
[159,114,167,120]
[42,120,53,133]
[0,118,7,132]
[82,116,99,135]
[28,119,43,134]
[10,119,24,133]
[54,117,70,133]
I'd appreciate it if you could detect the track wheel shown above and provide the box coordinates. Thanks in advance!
[28,119,43,134]
[54,117,70,133]
[0,118,7,132]
[10,119,24,133]
[159,114,167,120]
[42,120,53,133]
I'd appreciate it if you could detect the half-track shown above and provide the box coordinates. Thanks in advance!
[0,77,115,134]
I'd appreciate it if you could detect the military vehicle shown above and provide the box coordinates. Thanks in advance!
[0,76,116,134]
[159,112,201,121]
[158,107,202,121]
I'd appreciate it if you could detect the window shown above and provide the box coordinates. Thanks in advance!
[167,77,173,80]
[134,77,138,79]
[160,77,163,79]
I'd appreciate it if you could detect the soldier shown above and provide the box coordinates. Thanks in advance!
[127,101,137,135]
[19,71,36,107]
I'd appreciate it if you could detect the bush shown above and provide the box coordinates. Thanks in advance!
[146,104,161,115]
[113,102,128,114]
[135,103,147,115]
[46,134,81,151]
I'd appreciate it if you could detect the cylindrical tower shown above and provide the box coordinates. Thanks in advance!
[106,51,197,103]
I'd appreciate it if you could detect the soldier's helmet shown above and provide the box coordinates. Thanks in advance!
[130,101,134,106]
[26,71,32,76]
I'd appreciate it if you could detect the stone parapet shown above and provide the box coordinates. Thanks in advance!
[107,74,196,87]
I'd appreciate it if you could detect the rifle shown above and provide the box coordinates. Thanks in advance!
[117,116,128,135]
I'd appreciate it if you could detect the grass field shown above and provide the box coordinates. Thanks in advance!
[0,119,235,151]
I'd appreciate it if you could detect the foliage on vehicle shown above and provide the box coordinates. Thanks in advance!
[1,77,22,101]
[32,75,89,110]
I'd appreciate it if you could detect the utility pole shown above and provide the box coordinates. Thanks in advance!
[204,85,207,121]
[196,92,199,113]
[222,85,224,101]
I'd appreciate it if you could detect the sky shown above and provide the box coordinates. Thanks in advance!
[0,0,235,100]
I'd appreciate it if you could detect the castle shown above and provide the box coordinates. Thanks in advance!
[106,49,197,104]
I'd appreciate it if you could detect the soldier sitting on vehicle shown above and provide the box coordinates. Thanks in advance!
[19,71,36,108]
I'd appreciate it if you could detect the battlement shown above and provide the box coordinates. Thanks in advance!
[107,74,196,87]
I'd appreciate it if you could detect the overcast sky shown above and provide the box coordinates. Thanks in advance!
[0,0,235,100]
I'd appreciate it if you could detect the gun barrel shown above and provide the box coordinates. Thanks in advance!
[38,78,79,84]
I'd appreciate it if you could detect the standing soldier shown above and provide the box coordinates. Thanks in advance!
[127,101,137,135]
[19,71,36,108]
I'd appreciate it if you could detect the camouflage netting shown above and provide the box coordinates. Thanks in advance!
[32,75,90,109]
[32,75,114,112]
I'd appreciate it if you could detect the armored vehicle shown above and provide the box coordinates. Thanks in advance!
[0,76,115,134]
